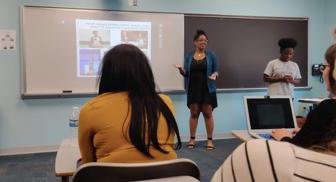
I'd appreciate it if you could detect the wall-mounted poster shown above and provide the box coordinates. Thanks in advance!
[0,29,16,51]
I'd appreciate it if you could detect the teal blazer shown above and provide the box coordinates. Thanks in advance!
[183,50,219,93]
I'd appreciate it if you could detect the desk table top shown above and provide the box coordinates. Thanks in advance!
[55,138,81,177]
[298,98,325,104]
[231,130,254,142]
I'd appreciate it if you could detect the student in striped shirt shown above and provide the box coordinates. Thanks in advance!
[212,44,336,182]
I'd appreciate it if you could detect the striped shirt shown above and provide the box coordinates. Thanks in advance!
[211,139,336,182]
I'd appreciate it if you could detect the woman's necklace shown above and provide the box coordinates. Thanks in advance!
[196,52,205,59]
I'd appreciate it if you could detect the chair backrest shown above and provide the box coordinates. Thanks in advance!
[72,158,200,182]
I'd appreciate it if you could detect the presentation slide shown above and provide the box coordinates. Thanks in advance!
[76,19,151,77]
[22,7,184,95]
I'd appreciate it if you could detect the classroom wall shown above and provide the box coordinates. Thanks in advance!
[0,0,330,151]
[325,0,336,44]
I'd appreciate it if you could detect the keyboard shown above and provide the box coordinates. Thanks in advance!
[258,133,273,139]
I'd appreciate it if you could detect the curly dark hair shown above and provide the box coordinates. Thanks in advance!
[278,38,298,52]
[193,30,208,41]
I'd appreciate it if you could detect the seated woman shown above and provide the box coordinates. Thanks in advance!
[78,44,181,164]
[211,44,336,182]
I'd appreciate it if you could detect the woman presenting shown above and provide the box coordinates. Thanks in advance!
[176,30,219,150]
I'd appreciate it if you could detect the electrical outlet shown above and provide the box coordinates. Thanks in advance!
[302,106,307,112]
[128,0,138,6]
[300,104,313,116]
[300,105,308,113]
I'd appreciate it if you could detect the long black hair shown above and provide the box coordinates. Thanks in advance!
[98,44,181,157]
[291,99,336,152]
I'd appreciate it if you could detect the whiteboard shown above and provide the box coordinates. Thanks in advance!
[21,6,185,97]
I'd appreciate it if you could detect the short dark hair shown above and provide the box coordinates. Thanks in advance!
[193,30,208,41]
[325,44,336,93]
[278,38,298,52]
[98,44,181,157]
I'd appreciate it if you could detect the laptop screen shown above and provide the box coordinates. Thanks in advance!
[246,98,295,129]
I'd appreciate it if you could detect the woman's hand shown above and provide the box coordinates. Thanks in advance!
[292,128,301,135]
[208,73,218,80]
[284,75,294,83]
[175,64,182,69]
[175,64,185,76]
[271,128,292,141]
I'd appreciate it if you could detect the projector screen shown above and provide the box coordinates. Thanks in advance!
[22,7,184,96]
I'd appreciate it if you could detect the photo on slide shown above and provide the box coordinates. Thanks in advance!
[121,30,148,49]
[78,49,101,77]
[78,29,111,48]
[76,19,152,77]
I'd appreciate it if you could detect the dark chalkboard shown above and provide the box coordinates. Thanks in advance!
[184,15,308,89]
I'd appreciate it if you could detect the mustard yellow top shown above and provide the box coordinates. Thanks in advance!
[78,92,177,164]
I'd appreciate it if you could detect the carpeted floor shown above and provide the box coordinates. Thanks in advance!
[0,138,242,182]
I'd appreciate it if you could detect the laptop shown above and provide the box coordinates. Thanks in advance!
[243,96,298,139]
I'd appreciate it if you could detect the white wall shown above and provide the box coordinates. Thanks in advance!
[325,0,336,44]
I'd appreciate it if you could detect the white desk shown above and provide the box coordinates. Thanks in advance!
[298,98,325,112]
[298,98,324,105]
[231,130,254,142]
[55,138,81,182]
